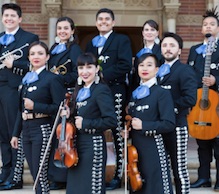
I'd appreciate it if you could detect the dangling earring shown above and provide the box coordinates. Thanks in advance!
[29,63,32,71]
[69,35,74,42]
[55,36,61,43]
[77,77,82,85]
[154,37,160,44]
[95,73,100,84]
[45,61,48,71]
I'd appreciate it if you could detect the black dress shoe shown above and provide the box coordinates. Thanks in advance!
[190,178,211,188]
[0,179,5,185]
[0,181,23,190]
[214,184,219,192]
[106,178,121,190]
[49,181,66,190]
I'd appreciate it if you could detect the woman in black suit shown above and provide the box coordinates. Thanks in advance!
[48,17,82,189]
[10,41,64,194]
[127,53,175,194]
[64,53,117,194]
[48,16,82,90]
[131,20,163,92]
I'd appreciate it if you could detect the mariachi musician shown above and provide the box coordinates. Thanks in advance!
[0,3,39,190]
[47,16,82,190]
[86,8,132,190]
[127,53,175,194]
[11,41,64,194]
[188,8,219,191]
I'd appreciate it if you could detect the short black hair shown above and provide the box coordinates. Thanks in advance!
[96,8,115,20]
[2,3,22,17]
[160,32,183,49]
[203,6,219,26]
[137,53,159,67]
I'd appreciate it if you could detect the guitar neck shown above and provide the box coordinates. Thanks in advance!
[202,54,211,101]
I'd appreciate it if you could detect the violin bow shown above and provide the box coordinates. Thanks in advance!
[33,101,64,191]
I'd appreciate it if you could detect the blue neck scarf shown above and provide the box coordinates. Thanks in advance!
[22,72,39,85]
[0,34,15,46]
[136,47,152,58]
[195,44,206,55]
[132,85,150,100]
[76,88,91,102]
[157,63,170,78]
[92,35,107,47]
[51,43,66,55]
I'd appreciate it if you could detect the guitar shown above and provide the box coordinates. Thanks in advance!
[188,35,219,140]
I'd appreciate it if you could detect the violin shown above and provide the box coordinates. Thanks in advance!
[125,115,143,192]
[54,93,78,168]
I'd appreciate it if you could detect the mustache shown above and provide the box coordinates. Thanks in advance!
[164,51,172,55]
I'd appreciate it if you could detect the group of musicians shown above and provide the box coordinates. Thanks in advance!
[0,2,219,194]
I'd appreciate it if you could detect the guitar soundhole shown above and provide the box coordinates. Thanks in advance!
[199,99,210,110]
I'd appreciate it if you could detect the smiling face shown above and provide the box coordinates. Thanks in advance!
[78,64,99,86]
[28,45,50,71]
[142,23,158,44]
[2,9,22,32]
[138,56,158,82]
[56,20,74,43]
[96,12,115,35]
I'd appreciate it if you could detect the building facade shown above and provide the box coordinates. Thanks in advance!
[0,0,218,63]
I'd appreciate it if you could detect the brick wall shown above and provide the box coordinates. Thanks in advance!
[177,0,206,63]
[17,0,48,41]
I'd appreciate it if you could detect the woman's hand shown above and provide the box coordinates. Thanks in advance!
[75,116,83,129]
[23,98,34,110]
[60,105,70,118]
[132,117,142,130]
[11,137,18,149]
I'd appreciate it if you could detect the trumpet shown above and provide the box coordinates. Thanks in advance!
[50,59,71,75]
[0,43,29,69]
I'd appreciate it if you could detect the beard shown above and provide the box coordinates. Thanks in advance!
[164,53,178,62]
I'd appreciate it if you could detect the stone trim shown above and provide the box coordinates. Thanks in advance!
[177,15,202,26]
[22,14,48,24]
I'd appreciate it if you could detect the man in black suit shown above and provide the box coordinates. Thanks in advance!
[86,8,132,190]
[157,32,197,194]
[0,3,39,190]
[188,7,219,191]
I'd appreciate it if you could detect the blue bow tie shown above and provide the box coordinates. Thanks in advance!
[195,44,206,55]
[0,34,15,46]
[132,85,150,100]
[51,44,66,55]
[76,88,91,102]
[22,72,39,85]
[157,63,170,78]
[136,47,152,58]
[92,35,107,47]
